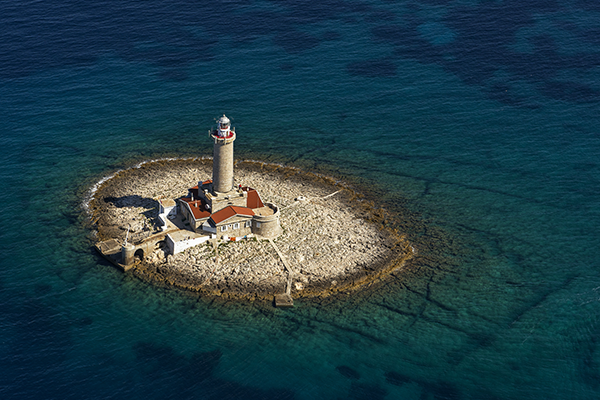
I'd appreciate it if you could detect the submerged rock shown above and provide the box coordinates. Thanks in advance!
[349,382,387,400]
[384,371,412,386]
[336,365,360,380]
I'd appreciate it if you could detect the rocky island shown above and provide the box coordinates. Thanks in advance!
[89,116,414,305]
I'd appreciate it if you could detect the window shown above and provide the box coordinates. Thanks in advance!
[221,225,228,232]
[255,222,261,228]
[244,221,251,228]
[233,223,240,230]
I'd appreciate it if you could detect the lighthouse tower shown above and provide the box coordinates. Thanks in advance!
[211,115,236,194]
[173,114,282,240]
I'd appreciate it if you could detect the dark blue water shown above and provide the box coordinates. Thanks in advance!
[2,1,600,398]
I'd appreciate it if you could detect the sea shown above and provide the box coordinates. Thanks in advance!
[1,0,599,399]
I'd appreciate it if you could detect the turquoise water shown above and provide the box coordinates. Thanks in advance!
[1,0,600,398]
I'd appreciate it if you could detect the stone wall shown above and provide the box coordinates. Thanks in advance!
[216,216,253,239]
[252,203,281,239]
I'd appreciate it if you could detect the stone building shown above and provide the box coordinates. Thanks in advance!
[173,115,281,243]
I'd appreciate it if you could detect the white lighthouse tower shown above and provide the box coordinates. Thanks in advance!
[211,114,236,194]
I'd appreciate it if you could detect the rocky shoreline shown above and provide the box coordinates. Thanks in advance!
[88,158,414,300]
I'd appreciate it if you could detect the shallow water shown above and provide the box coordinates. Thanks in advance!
[1,0,600,399]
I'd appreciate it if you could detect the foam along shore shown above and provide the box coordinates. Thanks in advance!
[89,158,414,301]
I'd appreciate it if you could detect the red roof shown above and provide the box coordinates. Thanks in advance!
[210,206,254,225]
[181,194,211,220]
[244,188,264,209]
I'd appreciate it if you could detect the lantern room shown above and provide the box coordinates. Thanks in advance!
[216,114,233,138]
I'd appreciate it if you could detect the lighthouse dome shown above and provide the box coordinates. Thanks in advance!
[218,115,230,126]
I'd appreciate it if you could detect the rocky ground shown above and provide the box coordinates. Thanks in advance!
[89,159,414,300]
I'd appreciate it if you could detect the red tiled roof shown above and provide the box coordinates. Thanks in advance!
[201,179,212,186]
[210,206,254,225]
[245,188,264,209]
[181,196,211,220]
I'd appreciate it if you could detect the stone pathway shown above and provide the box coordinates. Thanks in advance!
[268,238,295,295]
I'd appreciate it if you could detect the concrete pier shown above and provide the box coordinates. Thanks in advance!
[274,293,294,307]
[95,239,137,271]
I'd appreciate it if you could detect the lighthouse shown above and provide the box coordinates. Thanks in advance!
[198,114,248,214]
[168,113,281,245]
[211,115,236,194]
